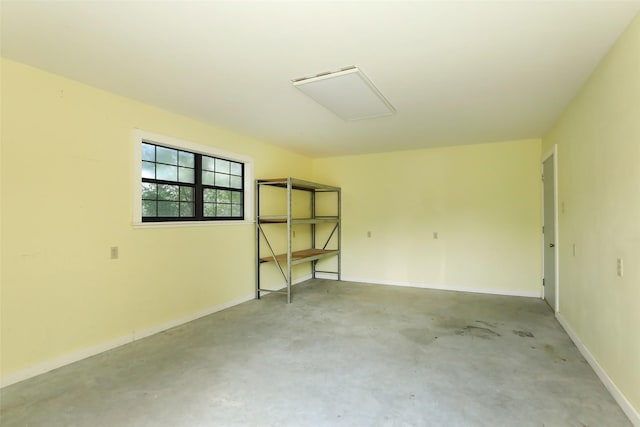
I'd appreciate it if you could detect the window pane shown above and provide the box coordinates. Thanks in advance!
[157,146,177,165]
[203,188,216,203]
[217,204,231,217]
[178,167,194,183]
[140,141,245,222]
[230,175,242,189]
[142,143,155,161]
[215,158,230,173]
[215,173,230,187]
[180,187,194,202]
[142,161,155,179]
[158,184,179,201]
[158,201,179,216]
[217,190,230,203]
[142,200,157,216]
[202,171,215,185]
[180,202,194,217]
[141,183,157,200]
[203,203,215,216]
[157,164,178,181]
[178,151,194,168]
[202,156,215,171]
[230,162,242,176]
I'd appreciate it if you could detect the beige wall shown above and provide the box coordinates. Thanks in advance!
[313,139,542,296]
[542,13,640,415]
[0,59,312,379]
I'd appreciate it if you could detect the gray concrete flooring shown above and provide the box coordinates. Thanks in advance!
[0,280,631,427]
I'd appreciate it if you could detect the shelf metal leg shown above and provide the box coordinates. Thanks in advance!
[255,180,260,299]
[338,188,342,281]
[287,178,293,304]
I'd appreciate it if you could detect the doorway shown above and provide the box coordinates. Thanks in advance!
[542,148,558,312]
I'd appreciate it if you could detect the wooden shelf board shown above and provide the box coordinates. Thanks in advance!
[258,217,339,224]
[257,178,340,192]
[260,249,338,264]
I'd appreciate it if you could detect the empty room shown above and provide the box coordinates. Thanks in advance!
[1,1,639,426]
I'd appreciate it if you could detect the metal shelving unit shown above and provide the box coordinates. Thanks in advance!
[255,177,341,303]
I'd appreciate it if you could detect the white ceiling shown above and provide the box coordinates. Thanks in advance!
[2,1,639,157]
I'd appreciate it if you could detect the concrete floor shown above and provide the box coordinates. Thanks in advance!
[0,279,631,427]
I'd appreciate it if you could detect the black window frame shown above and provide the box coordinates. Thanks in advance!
[141,142,245,222]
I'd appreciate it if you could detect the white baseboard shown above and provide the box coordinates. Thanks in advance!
[557,313,639,426]
[0,292,255,389]
[339,275,541,298]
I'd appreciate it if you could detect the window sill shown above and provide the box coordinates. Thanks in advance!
[132,220,254,229]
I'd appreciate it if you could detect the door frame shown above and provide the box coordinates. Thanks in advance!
[542,145,559,313]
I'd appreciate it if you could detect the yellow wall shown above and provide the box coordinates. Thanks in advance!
[0,59,312,378]
[542,13,640,414]
[312,139,542,296]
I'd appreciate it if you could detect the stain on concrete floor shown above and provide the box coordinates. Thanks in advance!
[401,328,437,346]
[455,325,501,339]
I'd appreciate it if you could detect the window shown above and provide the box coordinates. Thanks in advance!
[134,130,252,225]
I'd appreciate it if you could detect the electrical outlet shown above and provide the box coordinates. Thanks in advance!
[367,231,371,238]
[433,232,438,239]
[617,258,624,277]
[110,246,119,260]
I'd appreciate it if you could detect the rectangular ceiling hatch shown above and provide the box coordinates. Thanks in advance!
[292,67,395,121]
